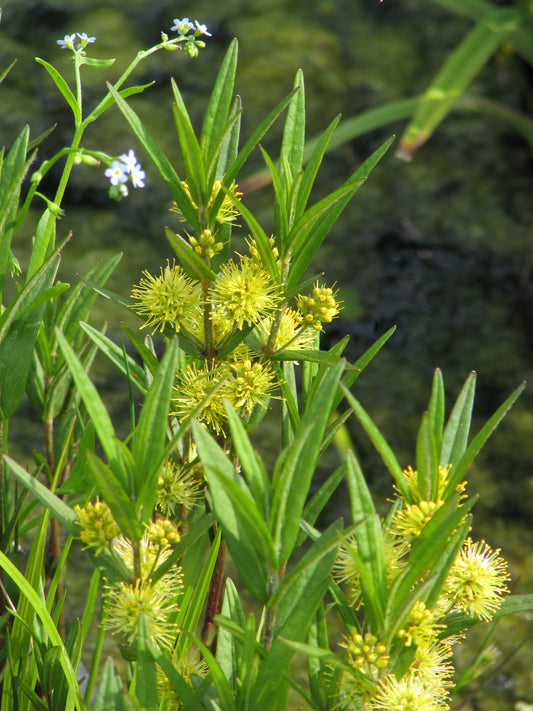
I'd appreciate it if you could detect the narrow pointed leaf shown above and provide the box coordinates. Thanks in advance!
[224,400,271,518]
[440,371,476,469]
[202,39,238,160]
[346,451,386,621]
[295,114,340,219]
[216,578,246,690]
[222,192,280,282]
[397,8,519,158]
[445,380,525,495]
[0,251,61,419]
[56,330,119,467]
[288,136,393,289]
[80,322,147,393]
[136,615,159,711]
[134,339,178,518]
[85,450,141,541]
[35,58,80,121]
[171,78,206,200]
[341,384,410,501]
[193,421,276,602]
[428,368,445,455]
[253,522,343,711]
[3,456,77,532]
[297,462,346,546]
[280,70,305,185]
[415,412,439,501]
[271,360,345,563]
[224,87,298,188]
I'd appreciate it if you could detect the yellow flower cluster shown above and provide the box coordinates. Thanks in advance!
[130,261,200,334]
[156,458,204,517]
[297,283,340,331]
[332,462,511,711]
[74,500,120,554]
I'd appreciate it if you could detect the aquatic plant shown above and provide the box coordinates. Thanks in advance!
[0,7,532,711]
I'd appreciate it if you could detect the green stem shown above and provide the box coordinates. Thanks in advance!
[85,602,108,704]
[262,564,285,650]
[202,280,215,363]
[202,538,226,648]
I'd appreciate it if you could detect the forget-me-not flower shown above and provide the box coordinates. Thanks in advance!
[77,32,96,45]
[170,17,193,34]
[119,150,139,173]
[130,164,146,189]
[194,21,212,37]
[105,161,129,186]
[57,34,77,50]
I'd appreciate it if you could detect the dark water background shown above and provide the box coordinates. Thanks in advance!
[1,0,533,707]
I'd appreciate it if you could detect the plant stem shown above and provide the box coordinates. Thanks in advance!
[202,538,226,649]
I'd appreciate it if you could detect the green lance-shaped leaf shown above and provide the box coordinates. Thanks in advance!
[286,181,363,261]
[222,189,281,284]
[0,249,61,419]
[397,7,520,159]
[106,82,200,230]
[294,113,340,220]
[210,96,242,194]
[202,38,239,163]
[444,379,525,496]
[3,455,77,532]
[92,657,123,711]
[223,86,299,189]
[136,615,159,711]
[270,359,345,565]
[134,338,178,521]
[224,400,271,519]
[171,78,206,205]
[174,528,221,659]
[54,328,114,446]
[193,421,276,603]
[83,80,155,125]
[287,136,393,290]
[427,367,445,455]
[280,69,305,190]
[296,462,346,547]
[415,411,440,502]
[271,348,359,370]
[85,449,142,541]
[35,58,80,123]
[440,371,476,470]
[341,383,411,501]
[259,145,289,248]
[216,578,247,691]
[0,126,32,296]
[345,450,387,629]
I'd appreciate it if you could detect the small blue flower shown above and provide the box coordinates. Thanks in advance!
[57,34,77,50]
[170,17,193,34]
[194,20,212,37]
[77,32,96,45]
[119,149,138,173]
[130,164,146,189]
[105,161,128,186]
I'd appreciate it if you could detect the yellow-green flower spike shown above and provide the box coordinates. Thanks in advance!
[74,500,119,554]
[131,260,201,333]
